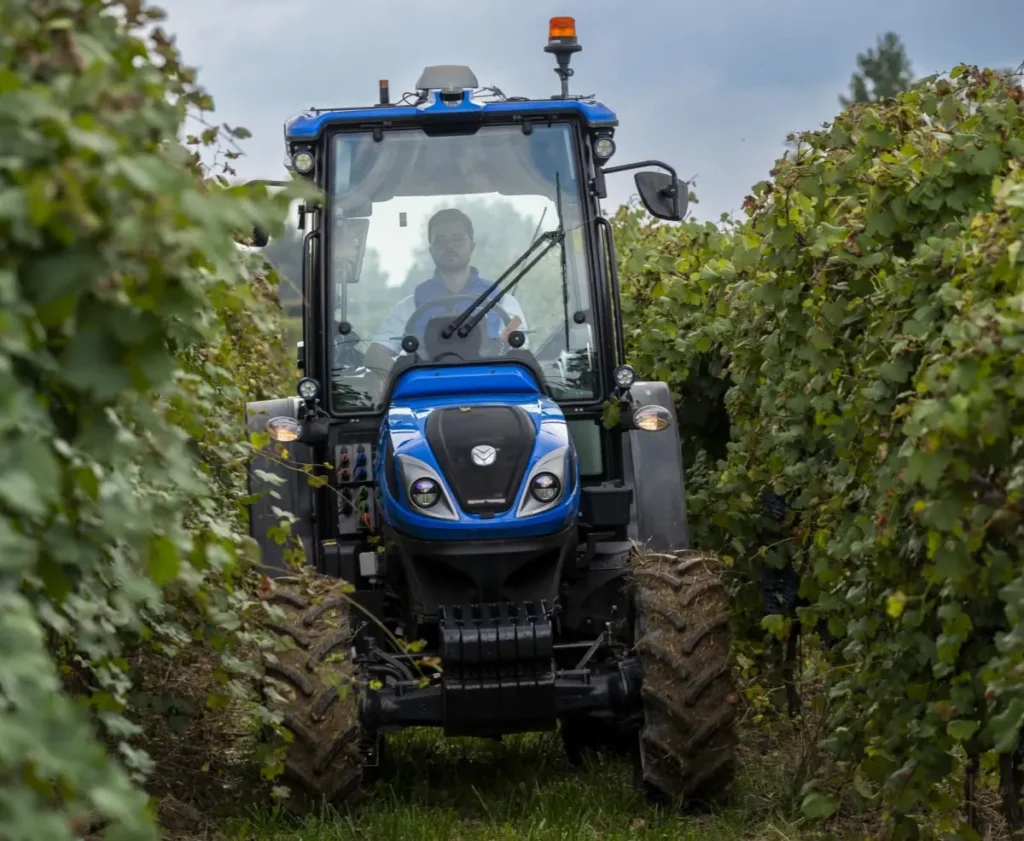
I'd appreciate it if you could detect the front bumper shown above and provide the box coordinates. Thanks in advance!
[385,523,577,622]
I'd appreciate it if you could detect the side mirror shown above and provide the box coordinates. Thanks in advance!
[634,171,687,222]
[335,217,369,283]
[245,179,294,249]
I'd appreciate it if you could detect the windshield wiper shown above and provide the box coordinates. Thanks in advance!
[554,172,571,352]
[442,227,564,340]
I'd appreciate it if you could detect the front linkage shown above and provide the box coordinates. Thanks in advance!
[360,599,642,738]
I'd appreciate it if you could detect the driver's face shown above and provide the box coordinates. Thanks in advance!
[429,221,473,274]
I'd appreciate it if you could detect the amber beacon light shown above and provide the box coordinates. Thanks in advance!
[544,16,582,98]
[548,16,577,40]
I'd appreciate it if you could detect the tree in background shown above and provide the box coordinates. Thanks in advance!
[839,31,914,106]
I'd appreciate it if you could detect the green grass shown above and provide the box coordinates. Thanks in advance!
[220,725,821,841]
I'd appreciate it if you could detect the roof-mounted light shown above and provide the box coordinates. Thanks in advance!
[544,16,582,99]
[548,16,577,40]
[291,149,314,175]
[593,135,616,162]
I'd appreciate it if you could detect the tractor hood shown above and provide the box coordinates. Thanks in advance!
[375,363,580,541]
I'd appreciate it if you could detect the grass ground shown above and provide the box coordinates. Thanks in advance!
[213,721,824,841]
[131,632,1011,841]
[137,667,1017,841]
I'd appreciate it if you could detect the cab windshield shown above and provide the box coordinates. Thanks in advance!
[327,123,598,412]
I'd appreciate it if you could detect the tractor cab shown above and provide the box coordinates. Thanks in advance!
[272,27,683,411]
[243,19,734,812]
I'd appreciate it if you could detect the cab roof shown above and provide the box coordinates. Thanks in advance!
[284,89,618,142]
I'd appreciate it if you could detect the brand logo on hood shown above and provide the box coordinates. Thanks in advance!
[470,445,497,467]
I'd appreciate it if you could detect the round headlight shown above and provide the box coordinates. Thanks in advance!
[593,136,616,159]
[410,478,441,508]
[613,364,636,389]
[530,472,561,503]
[292,150,314,174]
[266,416,301,443]
[633,405,672,432]
[296,376,320,402]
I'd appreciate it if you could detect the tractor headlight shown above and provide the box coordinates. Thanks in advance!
[613,364,636,390]
[410,478,441,508]
[633,405,672,432]
[266,416,301,442]
[530,472,561,503]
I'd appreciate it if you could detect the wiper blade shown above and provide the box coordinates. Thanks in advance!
[442,228,563,340]
[456,230,564,339]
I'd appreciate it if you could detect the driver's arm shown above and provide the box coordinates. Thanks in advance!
[500,293,530,348]
[364,295,415,373]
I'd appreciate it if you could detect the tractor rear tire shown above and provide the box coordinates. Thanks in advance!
[631,549,738,807]
[257,572,367,816]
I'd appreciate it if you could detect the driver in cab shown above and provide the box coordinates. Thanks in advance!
[363,208,528,373]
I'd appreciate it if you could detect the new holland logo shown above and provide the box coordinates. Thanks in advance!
[470,445,497,467]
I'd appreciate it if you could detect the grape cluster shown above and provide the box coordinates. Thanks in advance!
[759,490,789,524]
[759,565,801,616]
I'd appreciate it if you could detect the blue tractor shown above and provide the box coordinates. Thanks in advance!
[246,16,737,813]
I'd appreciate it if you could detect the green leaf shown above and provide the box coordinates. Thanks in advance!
[937,96,959,122]
[61,326,132,400]
[886,590,908,619]
[145,535,182,586]
[965,143,1002,175]
[0,439,60,518]
[947,720,979,741]
[879,359,912,382]
[761,613,787,639]
[801,792,837,820]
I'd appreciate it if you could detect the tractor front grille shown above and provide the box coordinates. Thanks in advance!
[425,405,535,515]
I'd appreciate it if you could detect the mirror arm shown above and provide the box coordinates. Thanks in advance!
[601,160,678,179]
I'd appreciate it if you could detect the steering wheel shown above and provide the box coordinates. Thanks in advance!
[332,324,365,369]
[401,293,517,360]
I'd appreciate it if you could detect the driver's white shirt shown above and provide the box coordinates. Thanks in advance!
[370,290,529,355]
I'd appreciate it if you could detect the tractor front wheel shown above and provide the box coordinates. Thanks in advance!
[630,549,738,807]
[256,572,368,815]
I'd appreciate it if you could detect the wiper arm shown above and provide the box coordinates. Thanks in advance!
[442,229,563,340]
[457,229,563,339]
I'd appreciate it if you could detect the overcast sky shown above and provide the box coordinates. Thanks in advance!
[158,0,1021,223]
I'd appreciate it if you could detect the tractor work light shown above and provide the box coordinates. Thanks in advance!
[633,405,672,432]
[410,478,441,508]
[291,150,314,174]
[296,377,321,402]
[593,136,616,160]
[530,472,561,503]
[613,364,636,390]
[266,416,301,443]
